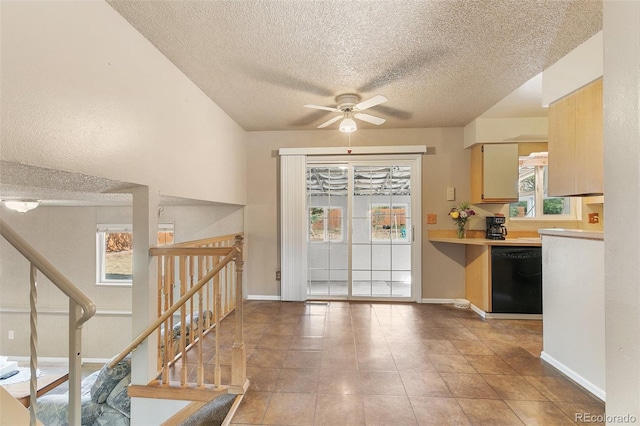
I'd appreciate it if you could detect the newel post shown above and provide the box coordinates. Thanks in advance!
[230,235,248,393]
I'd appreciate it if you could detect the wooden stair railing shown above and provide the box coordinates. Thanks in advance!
[109,234,248,403]
[0,219,96,426]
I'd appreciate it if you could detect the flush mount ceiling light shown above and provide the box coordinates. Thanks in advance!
[3,199,41,213]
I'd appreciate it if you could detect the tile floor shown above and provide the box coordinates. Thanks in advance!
[218,300,605,426]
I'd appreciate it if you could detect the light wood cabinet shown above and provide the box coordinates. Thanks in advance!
[465,245,491,312]
[470,143,519,203]
[548,78,603,196]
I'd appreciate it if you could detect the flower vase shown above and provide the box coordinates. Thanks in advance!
[456,222,467,239]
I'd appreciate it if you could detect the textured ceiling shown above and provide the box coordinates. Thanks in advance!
[107,0,602,131]
[0,162,226,207]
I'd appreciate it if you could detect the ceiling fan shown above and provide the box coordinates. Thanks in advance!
[304,94,388,132]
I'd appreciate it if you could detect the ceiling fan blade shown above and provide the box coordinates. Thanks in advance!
[354,95,388,111]
[354,113,386,125]
[317,115,343,128]
[304,104,341,112]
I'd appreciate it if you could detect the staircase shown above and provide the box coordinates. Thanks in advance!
[109,234,249,425]
[0,219,95,426]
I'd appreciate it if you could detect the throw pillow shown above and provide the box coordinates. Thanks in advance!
[106,375,131,418]
[91,355,131,404]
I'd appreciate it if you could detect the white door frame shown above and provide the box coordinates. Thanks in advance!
[280,146,425,302]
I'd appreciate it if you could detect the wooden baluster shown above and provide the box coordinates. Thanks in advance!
[214,271,221,387]
[157,258,163,371]
[227,238,234,312]
[189,255,194,347]
[231,235,246,393]
[198,256,206,328]
[212,254,219,332]
[207,248,212,328]
[179,256,187,386]
[168,256,175,362]
[232,254,236,312]
[197,258,205,387]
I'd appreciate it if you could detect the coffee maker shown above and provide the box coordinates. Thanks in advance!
[486,216,507,240]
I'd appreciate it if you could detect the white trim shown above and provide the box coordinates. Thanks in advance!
[246,295,281,301]
[540,351,606,401]
[279,145,427,156]
[0,307,132,316]
[470,303,487,318]
[411,158,422,302]
[422,298,455,304]
[8,356,111,365]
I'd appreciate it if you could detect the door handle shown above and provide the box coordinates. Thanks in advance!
[412,226,415,242]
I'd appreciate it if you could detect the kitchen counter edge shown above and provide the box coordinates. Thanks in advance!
[428,237,542,247]
[538,228,604,241]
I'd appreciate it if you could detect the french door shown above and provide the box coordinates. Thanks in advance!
[306,156,421,301]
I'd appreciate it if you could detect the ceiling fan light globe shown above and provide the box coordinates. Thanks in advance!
[339,118,357,133]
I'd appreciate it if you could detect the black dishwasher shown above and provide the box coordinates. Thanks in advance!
[491,246,542,314]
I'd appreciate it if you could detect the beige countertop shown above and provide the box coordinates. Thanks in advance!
[538,228,604,241]
[428,236,542,247]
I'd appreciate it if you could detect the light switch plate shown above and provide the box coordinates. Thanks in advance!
[446,186,455,201]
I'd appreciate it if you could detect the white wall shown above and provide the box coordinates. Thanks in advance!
[0,1,247,206]
[246,128,469,300]
[540,233,605,400]
[463,117,548,148]
[0,204,243,360]
[603,2,640,419]
[542,31,603,106]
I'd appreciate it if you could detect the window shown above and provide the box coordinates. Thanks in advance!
[96,224,174,285]
[308,207,343,242]
[370,204,409,241]
[509,153,578,219]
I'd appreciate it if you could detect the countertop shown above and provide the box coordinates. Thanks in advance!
[538,228,604,241]
[428,236,542,247]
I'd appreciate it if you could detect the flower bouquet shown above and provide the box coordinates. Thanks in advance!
[449,201,476,238]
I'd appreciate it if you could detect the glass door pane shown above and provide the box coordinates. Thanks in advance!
[307,166,348,296]
[352,165,412,298]
[307,160,415,300]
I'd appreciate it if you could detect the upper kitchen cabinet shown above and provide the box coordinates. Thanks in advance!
[548,78,603,196]
[470,143,519,203]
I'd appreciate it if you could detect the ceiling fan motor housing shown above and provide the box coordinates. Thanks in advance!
[336,93,361,111]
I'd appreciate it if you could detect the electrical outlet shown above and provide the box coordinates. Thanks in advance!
[427,214,437,224]
[446,187,455,201]
[275,271,281,281]
[588,213,599,224]
[8,330,14,340]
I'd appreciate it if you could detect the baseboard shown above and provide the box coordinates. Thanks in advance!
[8,356,110,365]
[0,307,132,316]
[470,303,486,318]
[421,298,454,304]
[246,295,281,301]
[540,351,606,401]
[484,313,542,320]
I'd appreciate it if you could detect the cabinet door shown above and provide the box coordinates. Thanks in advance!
[482,144,519,202]
[575,79,603,195]
[548,94,576,197]
[470,145,484,204]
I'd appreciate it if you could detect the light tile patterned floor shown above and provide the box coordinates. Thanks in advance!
[191,300,605,425]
